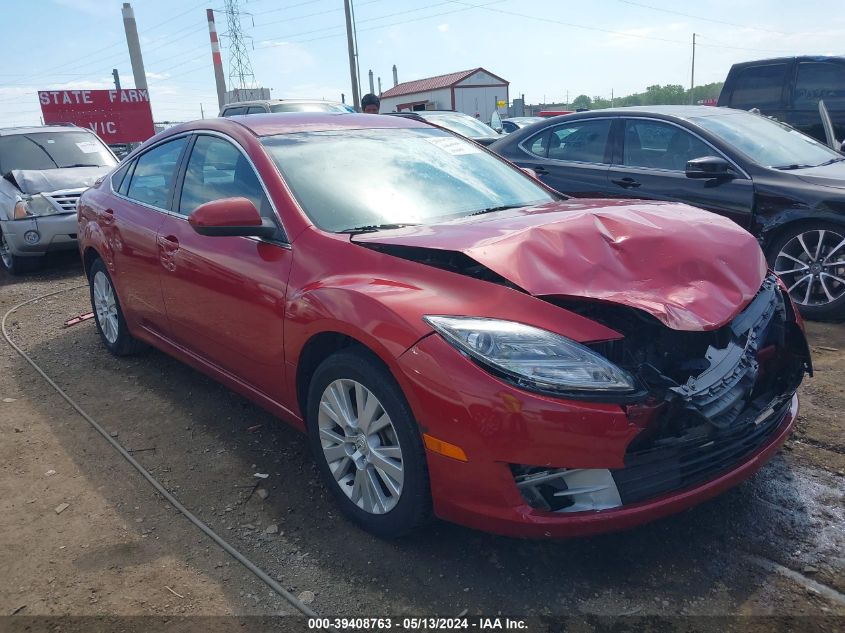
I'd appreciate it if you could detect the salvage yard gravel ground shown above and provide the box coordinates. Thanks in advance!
[0,256,843,628]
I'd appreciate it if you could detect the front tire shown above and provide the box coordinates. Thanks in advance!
[769,222,845,320]
[306,349,431,538]
[88,258,144,356]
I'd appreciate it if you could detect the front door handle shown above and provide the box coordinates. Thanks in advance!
[157,235,179,250]
[611,177,641,189]
[533,166,549,175]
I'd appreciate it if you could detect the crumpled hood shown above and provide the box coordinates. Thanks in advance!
[6,166,110,195]
[353,199,767,331]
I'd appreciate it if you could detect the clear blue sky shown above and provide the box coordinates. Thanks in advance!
[1,0,843,125]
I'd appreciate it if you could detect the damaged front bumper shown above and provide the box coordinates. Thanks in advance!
[397,275,810,538]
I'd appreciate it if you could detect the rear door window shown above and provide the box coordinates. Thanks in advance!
[524,130,550,157]
[728,63,787,110]
[125,137,189,209]
[246,106,266,114]
[222,106,246,117]
[547,119,612,164]
[794,62,845,111]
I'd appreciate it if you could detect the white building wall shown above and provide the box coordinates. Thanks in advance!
[453,85,508,123]
[456,70,504,86]
[379,87,452,113]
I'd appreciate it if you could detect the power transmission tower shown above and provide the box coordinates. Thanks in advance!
[221,0,256,90]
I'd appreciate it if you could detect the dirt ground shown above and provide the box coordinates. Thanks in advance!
[1,254,843,630]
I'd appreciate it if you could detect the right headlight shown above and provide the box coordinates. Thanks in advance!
[423,315,636,396]
[14,194,57,219]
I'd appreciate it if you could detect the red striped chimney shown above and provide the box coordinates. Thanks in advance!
[207,8,227,111]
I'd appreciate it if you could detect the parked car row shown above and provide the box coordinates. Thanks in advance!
[70,111,811,539]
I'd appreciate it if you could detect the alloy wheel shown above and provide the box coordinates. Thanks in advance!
[774,228,845,307]
[92,270,120,344]
[317,379,404,515]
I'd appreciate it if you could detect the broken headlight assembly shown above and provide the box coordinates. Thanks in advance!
[424,315,636,395]
[13,194,57,219]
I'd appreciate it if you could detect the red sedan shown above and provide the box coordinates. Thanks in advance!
[77,113,811,538]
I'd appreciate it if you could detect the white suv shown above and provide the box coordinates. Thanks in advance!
[0,125,117,274]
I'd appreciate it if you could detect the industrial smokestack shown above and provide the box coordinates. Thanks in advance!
[377,76,382,95]
[207,9,227,110]
[368,69,374,95]
[121,3,148,91]
[392,64,398,87]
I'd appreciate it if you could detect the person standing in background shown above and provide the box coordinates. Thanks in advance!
[361,93,380,114]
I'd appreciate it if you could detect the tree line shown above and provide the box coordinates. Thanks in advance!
[565,82,725,110]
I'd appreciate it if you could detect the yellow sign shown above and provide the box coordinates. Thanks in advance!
[496,100,506,108]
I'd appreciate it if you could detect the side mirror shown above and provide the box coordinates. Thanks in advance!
[685,156,733,179]
[188,197,277,238]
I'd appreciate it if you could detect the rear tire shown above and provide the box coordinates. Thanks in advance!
[88,258,145,356]
[306,348,431,538]
[768,221,845,321]
[0,228,40,275]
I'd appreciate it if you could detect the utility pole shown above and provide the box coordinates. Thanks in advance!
[200,103,205,119]
[112,69,121,91]
[368,69,374,95]
[121,3,148,91]
[690,32,696,105]
[344,0,360,110]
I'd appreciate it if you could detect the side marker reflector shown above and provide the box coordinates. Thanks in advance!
[423,433,468,462]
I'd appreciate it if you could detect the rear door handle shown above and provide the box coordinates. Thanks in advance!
[533,166,549,175]
[611,177,641,189]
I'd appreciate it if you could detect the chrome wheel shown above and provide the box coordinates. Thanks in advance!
[0,231,12,270]
[774,228,845,307]
[92,270,119,344]
[318,379,404,515]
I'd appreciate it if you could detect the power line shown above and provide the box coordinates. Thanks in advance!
[444,0,805,55]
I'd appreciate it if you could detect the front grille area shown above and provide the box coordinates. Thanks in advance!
[45,191,82,213]
[611,394,791,505]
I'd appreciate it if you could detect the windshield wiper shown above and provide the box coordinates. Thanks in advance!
[817,157,845,167]
[61,163,103,168]
[468,204,526,216]
[339,223,419,234]
[772,163,813,170]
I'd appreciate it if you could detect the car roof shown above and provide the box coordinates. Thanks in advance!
[223,99,343,108]
[0,125,86,136]
[546,105,749,120]
[171,112,433,137]
[728,55,845,68]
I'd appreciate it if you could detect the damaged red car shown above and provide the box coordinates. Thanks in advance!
[77,113,812,538]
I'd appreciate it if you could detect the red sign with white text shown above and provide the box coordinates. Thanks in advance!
[38,89,155,144]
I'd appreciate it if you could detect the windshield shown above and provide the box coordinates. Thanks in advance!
[270,102,349,113]
[690,111,842,169]
[261,127,554,233]
[0,131,116,173]
[421,113,499,139]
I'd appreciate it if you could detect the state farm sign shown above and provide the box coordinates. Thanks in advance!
[38,89,155,144]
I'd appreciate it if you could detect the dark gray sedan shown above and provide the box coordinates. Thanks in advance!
[490,105,845,319]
